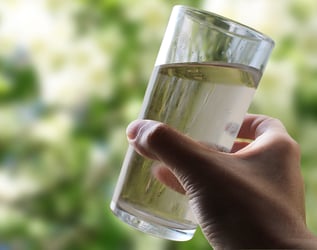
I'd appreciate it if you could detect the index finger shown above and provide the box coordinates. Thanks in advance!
[237,114,287,140]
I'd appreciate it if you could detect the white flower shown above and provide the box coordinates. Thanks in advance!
[30,112,73,144]
[0,172,39,203]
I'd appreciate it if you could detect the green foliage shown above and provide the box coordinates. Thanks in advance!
[0,51,38,103]
[294,68,317,119]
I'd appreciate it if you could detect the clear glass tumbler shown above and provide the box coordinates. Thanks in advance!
[110,5,274,241]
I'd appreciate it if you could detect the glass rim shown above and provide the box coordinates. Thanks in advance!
[175,5,275,46]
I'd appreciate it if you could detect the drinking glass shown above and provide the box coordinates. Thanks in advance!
[110,5,274,241]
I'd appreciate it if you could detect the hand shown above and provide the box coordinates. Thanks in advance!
[126,114,317,249]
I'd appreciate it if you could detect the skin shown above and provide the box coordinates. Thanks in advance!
[126,114,317,249]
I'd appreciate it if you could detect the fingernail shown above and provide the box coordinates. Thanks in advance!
[126,119,161,144]
[126,120,144,141]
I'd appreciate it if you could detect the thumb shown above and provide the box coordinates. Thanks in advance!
[126,119,225,188]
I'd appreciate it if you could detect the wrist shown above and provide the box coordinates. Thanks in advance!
[209,224,317,249]
[284,230,317,249]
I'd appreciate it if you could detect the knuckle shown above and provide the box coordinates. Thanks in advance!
[273,133,301,159]
[146,122,170,147]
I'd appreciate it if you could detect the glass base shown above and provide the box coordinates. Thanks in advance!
[110,201,196,241]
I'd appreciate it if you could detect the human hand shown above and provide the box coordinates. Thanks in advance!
[126,114,317,249]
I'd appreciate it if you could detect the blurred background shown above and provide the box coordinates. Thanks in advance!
[0,0,316,249]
